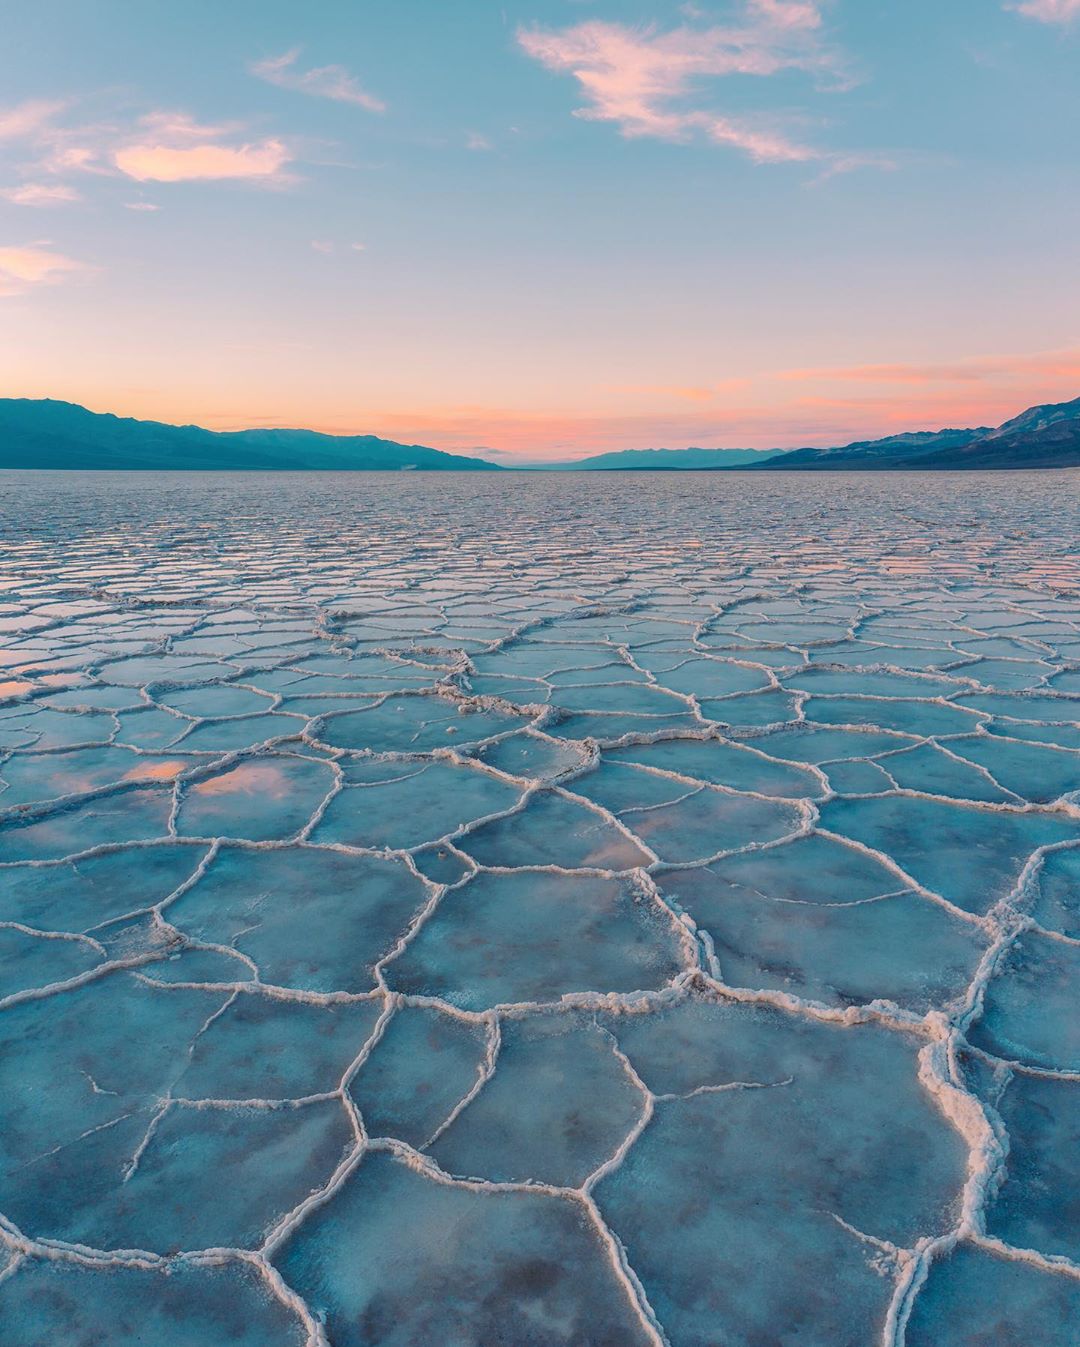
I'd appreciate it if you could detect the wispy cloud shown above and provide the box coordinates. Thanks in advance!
[123,200,161,212]
[251,48,385,112]
[113,112,291,183]
[0,101,113,178]
[1007,0,1080,23]
[0,99,66,142]
[748,0,823,29]
[0,242,87,297]
[0,100,292,187]
[517,1,865,166]
[779,348,1080,385]
[309,239,369,256]
[0,182,81,206]
[466,131,494,151]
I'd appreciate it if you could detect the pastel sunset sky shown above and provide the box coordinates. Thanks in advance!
[2,0,1079,460]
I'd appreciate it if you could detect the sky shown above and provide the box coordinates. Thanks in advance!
[1,0,1079,462]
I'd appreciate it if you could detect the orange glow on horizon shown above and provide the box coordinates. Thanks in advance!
[26,345,1079,462]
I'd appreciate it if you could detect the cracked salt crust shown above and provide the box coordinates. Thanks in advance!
[0,470,1079,1345]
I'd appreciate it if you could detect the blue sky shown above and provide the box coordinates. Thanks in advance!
[2,0,1079,458]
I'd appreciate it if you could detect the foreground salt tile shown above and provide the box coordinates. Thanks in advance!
[349,1004,488,1146]
[0,973,227,1239]
[951,733,1080,801]
[649,657,772,698]
[969,930,1080,1070]
[175,711,302,751]
[660,864,986,1010]
[607,735,822,796]
[0,745,186,808]
[166,845,428,993]
[596,995,968,1345]
[315,693,529,753]
[905,1243,1080,1346]
[471,728,590,780]
[983,1071,1080,1261]
[385,869,690,1010]
[615,785,802,864]
[820,795,1080,914]
[805,694,985,737]
[0,923,102,998]
[459,789,653,869]
[77,1099,352,1252]
[699,687,800,725]
[0,787,173,860]
[176,754,336,841]
[0,1258,308,1347]
[882,741,1016,803]
[177,992,383,1101]
[431,1013,645,1186]
[273,1150,655,1347]
[1031,846,1080,938]
[312,758,522,850]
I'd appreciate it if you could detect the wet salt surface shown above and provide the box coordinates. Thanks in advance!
[0,467,1078,1345]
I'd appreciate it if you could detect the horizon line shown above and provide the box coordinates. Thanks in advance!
[7,389,1068,464]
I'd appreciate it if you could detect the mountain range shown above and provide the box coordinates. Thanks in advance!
[0,399,494,472]
[538,446,778,470]
[753,397,1080,470]
[1,395,1079,471]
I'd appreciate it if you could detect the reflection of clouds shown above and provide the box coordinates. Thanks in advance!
[192,762,291,799]
[122,760,185,783]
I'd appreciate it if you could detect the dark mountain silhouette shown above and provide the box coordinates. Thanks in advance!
[3,394,1080,472]
[754,426,989,469]
[538,395,1080,470]
[752,396,1080,470]
[0,399,498,471]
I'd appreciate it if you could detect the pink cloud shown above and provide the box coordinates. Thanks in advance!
[517,4,854,165]
[779,348,1080,386]
[114,113,290,183]
[1008,0,1080,23]
[0,102,116,178]
[780,362,988,384]
[748,0,823,29]
[251,48,385,112]
[0,243,88,297]
[38,144,106,175]
[0,182,81,206]
[0,99,65,141]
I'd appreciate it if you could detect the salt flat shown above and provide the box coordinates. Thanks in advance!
[1,469,1079,1346]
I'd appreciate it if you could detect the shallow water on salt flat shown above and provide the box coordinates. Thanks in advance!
[1,468,1079,1345]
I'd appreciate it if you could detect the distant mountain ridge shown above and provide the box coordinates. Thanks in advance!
[2,394,1080,471]
[756,426,991,470]
[752,396,1080,470]
[554,447,783,470]
[544,395,1080,470]
[0,399,498,471]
